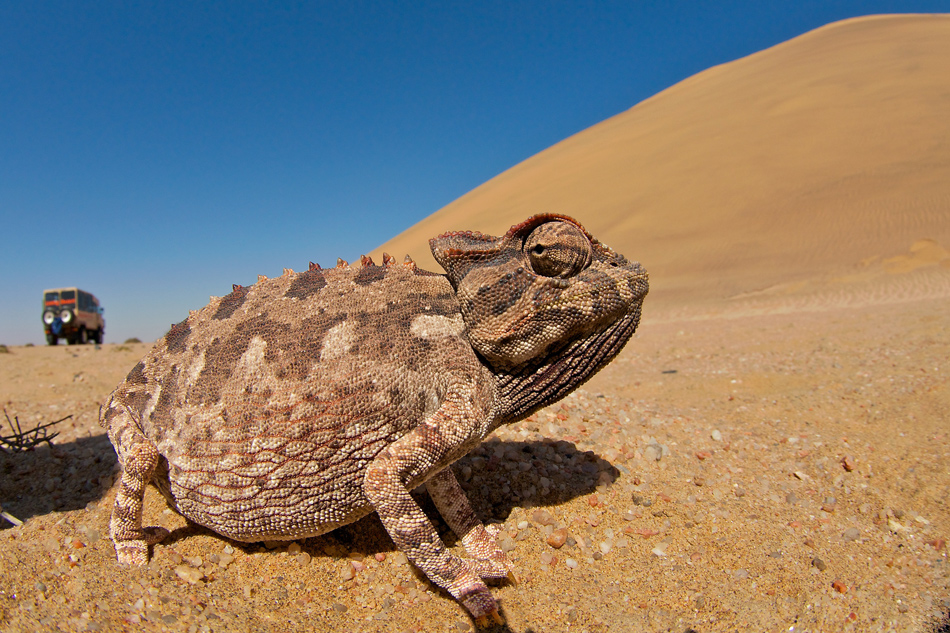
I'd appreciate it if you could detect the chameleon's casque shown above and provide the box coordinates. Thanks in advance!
[100,214,648,622]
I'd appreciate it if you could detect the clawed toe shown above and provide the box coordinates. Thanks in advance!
[475,610,505,628]
[460,585,499,623]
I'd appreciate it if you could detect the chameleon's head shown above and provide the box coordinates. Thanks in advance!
[431,214,648,373]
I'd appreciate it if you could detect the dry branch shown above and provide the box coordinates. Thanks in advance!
[1,409,71,452]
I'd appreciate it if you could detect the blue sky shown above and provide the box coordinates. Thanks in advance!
[2,1,947,345]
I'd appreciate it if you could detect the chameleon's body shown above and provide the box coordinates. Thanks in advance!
[100,214,648,622]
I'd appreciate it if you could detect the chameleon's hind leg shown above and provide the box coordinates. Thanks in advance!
[107,416,170,565]
[426,467,515,582]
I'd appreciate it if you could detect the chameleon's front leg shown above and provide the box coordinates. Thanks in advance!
[364,379,503,625]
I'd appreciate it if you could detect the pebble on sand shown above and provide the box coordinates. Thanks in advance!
[174,566,205,585]
[547,528,568,549]
[531,509,556,526]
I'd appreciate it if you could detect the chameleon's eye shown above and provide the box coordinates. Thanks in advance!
[524,221,592,278]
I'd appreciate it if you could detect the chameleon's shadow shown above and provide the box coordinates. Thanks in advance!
[319,437,615,632]
[310,436,618,556]
[0,434,118,526]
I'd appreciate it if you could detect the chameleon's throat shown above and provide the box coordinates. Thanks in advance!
[489,308,642,427]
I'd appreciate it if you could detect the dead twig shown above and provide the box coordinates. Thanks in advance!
[1,409,71,452]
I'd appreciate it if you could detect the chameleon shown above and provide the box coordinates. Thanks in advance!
[99,214,648,624]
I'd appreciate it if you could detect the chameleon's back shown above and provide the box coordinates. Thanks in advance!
[101,259,487,541]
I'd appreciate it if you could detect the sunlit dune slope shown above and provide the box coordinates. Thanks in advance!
[373,14,950,313]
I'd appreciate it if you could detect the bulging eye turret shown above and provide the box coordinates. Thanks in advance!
[524,221,592,278]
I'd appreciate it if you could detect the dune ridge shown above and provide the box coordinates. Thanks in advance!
[374,14,950,315]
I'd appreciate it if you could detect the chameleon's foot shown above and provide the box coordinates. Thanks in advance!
[461,585,503,625]
[475,610,505,628]
[467,557,514,580]
[506,570,519,586]
[483,523,503,538]
[115,541,148,566]
[114,526,170,565]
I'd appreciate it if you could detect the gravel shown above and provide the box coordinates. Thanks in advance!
[1,300,949,631]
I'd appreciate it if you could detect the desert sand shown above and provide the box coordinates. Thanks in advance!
[2,13,949,633]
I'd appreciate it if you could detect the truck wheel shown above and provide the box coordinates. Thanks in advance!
[92,329,103,344]
[47,334,58,346]
[79,328,88,344]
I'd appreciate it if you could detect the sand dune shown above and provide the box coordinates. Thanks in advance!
[374,14,950,314]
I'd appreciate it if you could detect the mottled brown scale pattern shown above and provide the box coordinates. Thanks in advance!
[100,214,648,624]
[212,285,250,319]
[282,268,327,300]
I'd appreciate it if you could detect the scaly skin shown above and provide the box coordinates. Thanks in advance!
[100,214,648,621]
